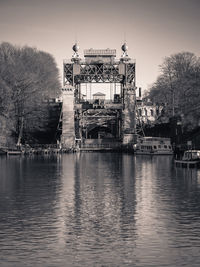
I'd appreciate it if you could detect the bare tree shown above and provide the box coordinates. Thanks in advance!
[0,42,61,146]
[146,52,200,128]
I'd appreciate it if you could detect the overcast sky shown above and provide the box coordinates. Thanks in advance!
[0,0,199,94]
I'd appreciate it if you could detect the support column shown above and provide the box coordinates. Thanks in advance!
[61,86,75,148]
[122,87,137,145]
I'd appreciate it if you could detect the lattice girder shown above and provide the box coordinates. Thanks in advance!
[64,62,135,85]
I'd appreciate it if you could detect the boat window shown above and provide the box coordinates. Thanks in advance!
[154,146,157,149]
[158,145,161,148]
[164,145,167,148]
[168,146,171,149]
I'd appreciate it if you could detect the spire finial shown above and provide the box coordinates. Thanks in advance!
[72,42,79,58]
[121,42,128,57]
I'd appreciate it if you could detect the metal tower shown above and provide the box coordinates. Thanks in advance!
[61,43,137,150]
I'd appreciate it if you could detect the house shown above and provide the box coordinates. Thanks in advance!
[93,92,106,100]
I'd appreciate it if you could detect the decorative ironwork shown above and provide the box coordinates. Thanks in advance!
[61,44,137,147]
[64,62,135,85]
[63,64,73,84]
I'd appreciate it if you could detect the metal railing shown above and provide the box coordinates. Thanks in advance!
[81,142,122,149]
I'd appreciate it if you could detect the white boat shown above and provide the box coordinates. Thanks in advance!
[134,136,173,155]
[7,149,22,155]
[175,150,200,168]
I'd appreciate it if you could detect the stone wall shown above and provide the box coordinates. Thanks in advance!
[123,88,136,144]
[123,89,135,133]
[61,87,75,148]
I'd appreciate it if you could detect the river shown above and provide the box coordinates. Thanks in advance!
[1,153,200,266]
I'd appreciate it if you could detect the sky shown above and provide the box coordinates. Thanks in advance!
[0,0,199,96]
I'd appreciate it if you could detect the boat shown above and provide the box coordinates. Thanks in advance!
[134,136,173,155]
[7,149,22,155]
[175,150,200,168]
[0,148,7,155]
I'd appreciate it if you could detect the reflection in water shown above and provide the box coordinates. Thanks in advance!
[1,154,200,266]
[60,154,138,266]
[0,155,63,266]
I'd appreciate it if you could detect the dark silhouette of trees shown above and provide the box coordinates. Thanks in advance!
[146,52,200,129]
[0,42,61,146]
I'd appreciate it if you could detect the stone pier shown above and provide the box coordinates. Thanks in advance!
[61,86,75,148]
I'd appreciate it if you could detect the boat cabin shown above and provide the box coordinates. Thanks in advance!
[135,136,173,155]
[182,150,200,161]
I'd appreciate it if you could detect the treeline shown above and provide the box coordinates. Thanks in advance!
[145,52,200,131]
[0,42,61,147]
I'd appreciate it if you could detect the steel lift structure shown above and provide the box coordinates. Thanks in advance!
[61,43,137,150]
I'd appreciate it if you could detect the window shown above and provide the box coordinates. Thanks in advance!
[154,146,157,149]
[151,109,154,116]
[164,145,167,148]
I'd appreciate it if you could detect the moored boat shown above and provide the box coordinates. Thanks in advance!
[175,150,200,168]
[134,136,173,155]
[0,148,7,155]
[7,149,22,155]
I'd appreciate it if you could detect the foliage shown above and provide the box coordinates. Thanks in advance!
[0,42,61,145]
[146,52,200,129]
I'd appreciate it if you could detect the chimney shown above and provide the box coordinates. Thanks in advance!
[139,87,142,98]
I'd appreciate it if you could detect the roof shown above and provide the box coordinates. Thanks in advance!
[84,49,116,57]
[93,92,106,96]
[185,150,200,153]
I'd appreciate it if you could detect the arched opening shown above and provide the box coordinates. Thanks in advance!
[87,126,114,139]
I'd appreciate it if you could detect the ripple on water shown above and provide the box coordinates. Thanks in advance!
[1,154,200,266]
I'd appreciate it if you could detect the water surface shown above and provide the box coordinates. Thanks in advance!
[1,153,200,266]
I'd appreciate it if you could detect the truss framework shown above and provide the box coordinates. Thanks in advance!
[62,50,137,143]
[64,63,135,85]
